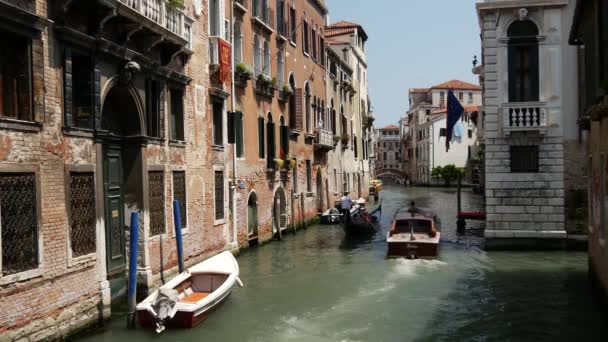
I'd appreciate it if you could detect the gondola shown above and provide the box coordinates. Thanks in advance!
[342,199,382,236]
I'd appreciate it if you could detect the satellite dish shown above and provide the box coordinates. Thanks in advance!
[193,0,203,17]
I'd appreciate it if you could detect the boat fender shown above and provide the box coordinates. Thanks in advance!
[236,277,244,288]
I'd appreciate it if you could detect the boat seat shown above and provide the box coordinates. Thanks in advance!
[180,291,210,303]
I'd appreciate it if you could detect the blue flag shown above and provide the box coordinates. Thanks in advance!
[446,89,464,152]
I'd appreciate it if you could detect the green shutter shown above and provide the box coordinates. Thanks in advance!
[236,112,244,158]
[228,111,236,144]
[258,117,265,159]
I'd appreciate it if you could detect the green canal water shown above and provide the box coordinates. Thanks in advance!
[78,186,607,342]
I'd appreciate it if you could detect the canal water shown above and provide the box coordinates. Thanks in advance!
[78,186,607,342]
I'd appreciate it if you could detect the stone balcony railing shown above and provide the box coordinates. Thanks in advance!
[117,0,192,46]
[314,128,333,150]
[502,102,547,136]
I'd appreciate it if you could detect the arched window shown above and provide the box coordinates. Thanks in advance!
[263,40,271,76]
[277,47,284,86]
[321,100,326,129]
[312,96,317,129]
[330,99,336,135]
[253,35,261,75]
[507,20,539,102]
[234,22,243,64]
[341,105,347,138]
[289,74,296,129]
[279,115,289,159]
[305,83,312,133]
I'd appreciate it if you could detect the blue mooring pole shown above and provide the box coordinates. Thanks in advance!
[127,212,139,329]
[173,200,185,273]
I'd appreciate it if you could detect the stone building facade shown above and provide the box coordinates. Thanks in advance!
[324,20,372,201]
[569,0,608,304]
[476,0,584,248]
[0,0,235,340]
[375,125,402,179]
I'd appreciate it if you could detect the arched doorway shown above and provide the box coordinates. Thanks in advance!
[273,187,287,235]
[247,192,258,238]
[100,83,144,281]
[316,168,323,213]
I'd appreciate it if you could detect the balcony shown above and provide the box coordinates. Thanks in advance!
[502,103,547,136]
[234,0,248,13]
[112,0,193,47]
[314,128,333,150]
[252,0,274,32]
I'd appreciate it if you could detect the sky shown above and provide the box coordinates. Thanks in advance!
[328,0,481,127]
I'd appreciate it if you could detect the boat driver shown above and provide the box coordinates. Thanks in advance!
[340,191,353,223]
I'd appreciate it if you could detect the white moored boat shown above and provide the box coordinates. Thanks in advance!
[136,251,243,332]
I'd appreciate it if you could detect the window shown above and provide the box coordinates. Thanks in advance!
[258,117,265,158]
[266,113,276,166]
[172,171,187,228]
[306,160,312,192]
[458,92,464,101]
[148,171,165,236]
[277,48,284,86]
[215,170,224,220]
[289,6,297,43]
[234,112,244,158]
[383,152,387,160]
[170,88,184,141]
[69,172,96,257]
[280,116,289,159]
[253,35,261,76]
[0,173,38,276]
[312,27,317,61]
[209,0,221,36]
[288,75,297,129]
[510,146,539,173]
[263,41,270,76]
[468,92,473,104]
[212,100,223,146]
[234,22,243,64]
[71,52,94,129]
[305,83,311,133]
[439,92,445,108]
[146,79,162,138]
[303,18,309,54]
[508,20,539,102]
[468,129,473,139]
[1,31,33,121]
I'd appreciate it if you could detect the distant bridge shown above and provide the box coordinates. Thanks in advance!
[375,168,409,184]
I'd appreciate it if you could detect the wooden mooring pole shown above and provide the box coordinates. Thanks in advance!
[456,173,466,233]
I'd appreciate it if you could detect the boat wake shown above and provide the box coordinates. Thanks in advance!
[391,258,448,277]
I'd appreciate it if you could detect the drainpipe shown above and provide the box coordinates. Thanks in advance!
[230,0,238,248]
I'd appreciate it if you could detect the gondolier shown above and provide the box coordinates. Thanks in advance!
[340,191,353,223]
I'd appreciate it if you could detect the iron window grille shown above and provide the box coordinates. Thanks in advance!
[148,171,165,236]
[69,172,96,257]
[172,171,187,228]
[0,173,38,276]
[215,171,225,220]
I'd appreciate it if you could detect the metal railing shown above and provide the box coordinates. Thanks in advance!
[502,103,547,134]
[234,0,248,9]
[118,0,190,41]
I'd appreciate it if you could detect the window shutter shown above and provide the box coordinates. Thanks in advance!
[281,125,290,157]
[158,81,165,139]
[295,88,303,130]
[267,121,276,167]
[236,112,244,157]
[258,117,265,159]
[228,111,236,144]
[93,61,101,130]
[64,48,73,127]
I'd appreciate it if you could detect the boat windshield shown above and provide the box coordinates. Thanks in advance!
[394,219,432,234]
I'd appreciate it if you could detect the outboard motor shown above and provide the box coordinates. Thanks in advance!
[149,288,179,333]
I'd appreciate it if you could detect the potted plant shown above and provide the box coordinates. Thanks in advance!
[279,84,293,102]
[235,63,253,81]
[333,135,340,146]
[340,133,350,147]
[166,0,184,10]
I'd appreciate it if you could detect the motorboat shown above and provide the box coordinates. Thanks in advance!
[387,206,441,259]
[136,251,243,332]
[320,207,342,224]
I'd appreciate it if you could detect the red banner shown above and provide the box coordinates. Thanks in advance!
[219,39,231,85]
